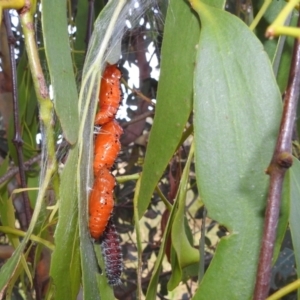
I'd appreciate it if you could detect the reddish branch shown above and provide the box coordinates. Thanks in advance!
[253,14,300,300]
[3,11,32,229]
[122,111,154,128]
[121,28,154,146]
[4,11,43,300]
[0,154,41,185]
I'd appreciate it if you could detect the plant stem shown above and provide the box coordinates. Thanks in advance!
[266,0,299,38]
[0,226,55,251]
[122,111,154,128]
[253,12,300,300]
[249,0,271,31]
[17,5,57,299]
[267,279,300,300]
[116,172,140,183]
[4,10,32,229]
[19,2,57,190]
[0,0,25,25]
[121,78,155,105]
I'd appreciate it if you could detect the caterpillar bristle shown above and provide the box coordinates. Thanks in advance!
[100,219,123,286]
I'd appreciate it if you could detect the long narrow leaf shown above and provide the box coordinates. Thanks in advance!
[136,0,199,217]
[42,0,79,144]
[290,159,300,297]
[191,1,283,298]
[49,147,81,300]
[146,143,195,299]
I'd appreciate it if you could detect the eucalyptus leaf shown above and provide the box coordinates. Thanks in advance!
[169,143,198,290]
[73,0,89,72]
[50,147,81,300]
[171,143,199,284]
[137,0,199,218]
[191,1,282,298]
[290,159,300,297]
[167,248,182,291]
[42,0,79,144]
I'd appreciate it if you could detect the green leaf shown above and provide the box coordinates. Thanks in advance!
[79,232,102,300]
[169,143,199,290]
[137,0,199,218]
[0,158,51,295]
[145,198,176,300]
[171,201,199,270]
[290,159,300,296]
[42,0,79,144]
[191,2,282,298]
[50,147,81,300]
[170,145,199,285]
[0,255,21,297]
[273,170,290,263]
[146,143,196,295]
[275,11,298,94]
[200,0,225,7]
[27,175,39,207]
[182,262,199,281]
[73,0,89,72]
[17,52,37,126]
[0,157,18,246]
[22,120,38,161]
[167,248,182,291]
[94,244,115,299]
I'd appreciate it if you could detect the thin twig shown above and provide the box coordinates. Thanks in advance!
[121,78,155,105]
[122,110,154,128]
[19,0,57,218]
[253,13,300,300]
[4,11,32,228]
[4,9,43,300]
[0,154,41,185]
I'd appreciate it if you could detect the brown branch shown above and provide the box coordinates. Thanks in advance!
[122,110,154,128]
[253,14,300,300]
[121,78,155,106]
[0,153,41,185]
[4,10,43,300]
[4,11,32,229]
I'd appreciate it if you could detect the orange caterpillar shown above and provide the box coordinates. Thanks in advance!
[93,120,123,174]
[94,64,122,126]
[89,168,115,239]
[88,64,123,241]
